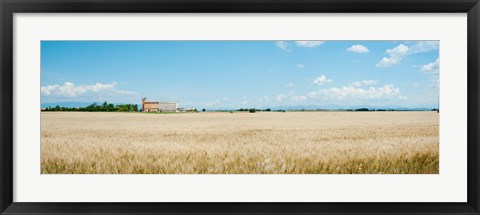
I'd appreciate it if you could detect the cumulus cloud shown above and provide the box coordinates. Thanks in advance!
[350,80,378,87]
[313,75,333,85]
[308,84,401,100]
[419,58,440,89]
[296,64,305,68]
[276,41,325,50]
[286,83,295,88]
[275,94,288,101]
[347,44,369,53]
[376,41,439,68]
[295,41,325,48]
[376,44,409,67]
[419,58,439,74]
[409,41,439,54]
[41,82,136,98]
[275,41,289,50]
[307,91,321,98]
[291,95,308,101]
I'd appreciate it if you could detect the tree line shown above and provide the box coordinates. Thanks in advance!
[42,101,138,112]
[205,108,438,113]
[236,108,272,113]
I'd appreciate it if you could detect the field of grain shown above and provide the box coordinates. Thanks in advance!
[41,111,439,174]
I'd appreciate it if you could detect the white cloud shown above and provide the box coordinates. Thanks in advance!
[204,99,221,107]
[419,58,439,74]
[286,83,295,88]
[307,91,321,98]
[376,44,409,67]
[275,41,289,50]
[418,58,440,89]
[376,42,438,68]
[309,84,401,100]
[350,80,378,87]
[295,41,325,48]
[275,94,288,101]
[41,82,136,97]
[313,75,333,85]
[296,64,305,68]
[114,90,137,95]
[347,44,369,53]
[291,95,308,101]
[409,41,439,54]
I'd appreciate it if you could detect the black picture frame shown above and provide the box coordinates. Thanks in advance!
[1,0,479,214]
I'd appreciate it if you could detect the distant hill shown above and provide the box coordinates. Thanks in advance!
[276,105,435,111]
[213,104,437,111]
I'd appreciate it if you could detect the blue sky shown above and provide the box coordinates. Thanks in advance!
[41,41,439,109]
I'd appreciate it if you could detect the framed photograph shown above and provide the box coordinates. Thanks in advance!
[1,0,479,214]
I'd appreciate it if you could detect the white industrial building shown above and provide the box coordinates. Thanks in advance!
[142,98,178,112]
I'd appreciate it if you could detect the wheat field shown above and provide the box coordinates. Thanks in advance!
[41,111,439,174]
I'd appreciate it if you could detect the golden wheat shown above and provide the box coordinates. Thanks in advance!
[41,111,439,174]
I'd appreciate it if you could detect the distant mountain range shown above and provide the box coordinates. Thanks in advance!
[272,104,436,111]
[210,104,437,111]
